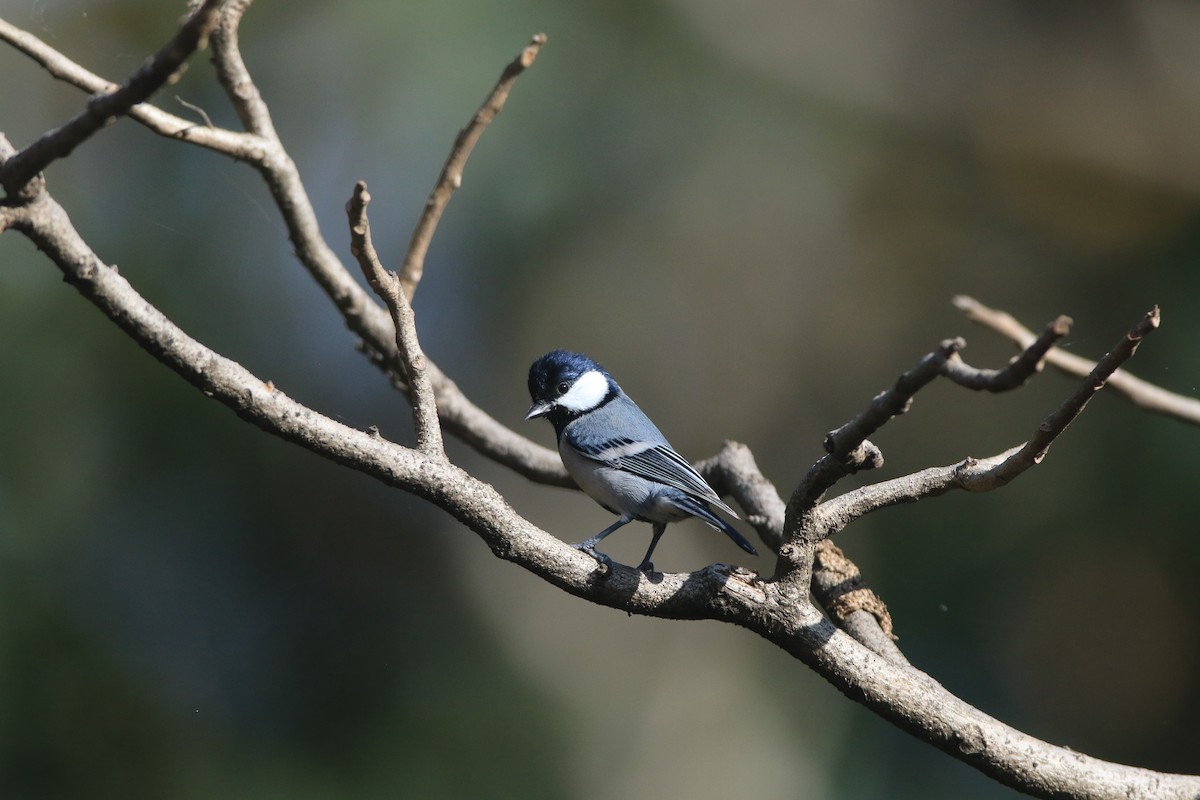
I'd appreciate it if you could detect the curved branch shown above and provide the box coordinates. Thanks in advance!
[972,306,1159,488]
[3,123,1196,798]
[815,447,1021,535]
[942,314,1072,391]
[5,12,1197,795]
[788,311,1077,536]
[210,0,276,137]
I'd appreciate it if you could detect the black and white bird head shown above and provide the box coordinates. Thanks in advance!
[525,350,617,428]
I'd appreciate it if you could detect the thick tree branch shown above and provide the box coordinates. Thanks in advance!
[347,182,444,456]
[8,161,1194,798]
[4,12,1197,797]
[4,120,1196,800]
[0,0,224,196]
[697,441,901,656]
[7,163,1190,800]
[955,295,1200,426]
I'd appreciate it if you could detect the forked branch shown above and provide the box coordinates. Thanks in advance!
[814,307,1159,536]
[347,182,444,456]
[784,313,1076,560]
[0,6,569,486]
[2,6,1196,798]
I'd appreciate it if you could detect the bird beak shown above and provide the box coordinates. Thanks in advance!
[525,402,552,420]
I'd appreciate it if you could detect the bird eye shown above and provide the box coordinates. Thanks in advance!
[556,381,570,395]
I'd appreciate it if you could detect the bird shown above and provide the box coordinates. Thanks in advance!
[525,349,758,572]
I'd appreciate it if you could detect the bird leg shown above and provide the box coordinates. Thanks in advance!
[636,523,667,573]
[575,515,632,571]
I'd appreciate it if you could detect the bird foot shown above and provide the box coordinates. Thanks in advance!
[575,543,613,576]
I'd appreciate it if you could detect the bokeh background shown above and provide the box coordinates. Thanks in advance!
[2,1,1199,798]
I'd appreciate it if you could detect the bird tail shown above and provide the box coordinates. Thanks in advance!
[674,496,758,556]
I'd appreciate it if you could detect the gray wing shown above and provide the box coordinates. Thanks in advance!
[575,436,738,518]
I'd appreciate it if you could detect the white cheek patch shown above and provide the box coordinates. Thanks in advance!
[558,370,610,412]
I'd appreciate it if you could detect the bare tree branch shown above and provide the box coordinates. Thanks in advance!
[696,440,901,657]
[764,309,1145,644]
[0,17,257,151]
[4,9,1198,797]
[399,33,547,300]
[811,542,905,659]
[347,182,445,456]
[967,306,1160,488]
[7,157,1194,797]
[0,9,569,486]
[777,317,1078,597]
[813,307,1158,535]
[942,314,1072,391]
[210,0,276,137]
[789,312,1076,528]
[955,294,1200,426]
[0,0,224,195]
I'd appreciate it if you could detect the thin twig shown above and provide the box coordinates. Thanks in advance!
[942,314,1072,391]
[801,311,1077,516]
[816,307,1160,530]
[0,16,251,150]
[776,312,1105,597]
[210,0,276,137]
[174,95,215,129]
[347,182,444,457]
[955,295,1200,426]
[399,33,548,300]
[0,0,224,195]
[962,305,1160,489]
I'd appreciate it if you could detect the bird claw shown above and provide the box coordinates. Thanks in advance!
[637,560,655,574]
[575,543,613,576]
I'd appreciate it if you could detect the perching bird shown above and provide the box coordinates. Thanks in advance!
[525,349,757,572]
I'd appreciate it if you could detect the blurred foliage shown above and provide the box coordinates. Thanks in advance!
[2,0,1199,798]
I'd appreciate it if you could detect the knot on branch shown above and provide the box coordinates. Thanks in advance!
[840,439,884,472]
[812,542,895,639]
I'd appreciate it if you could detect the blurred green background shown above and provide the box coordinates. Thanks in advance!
[2,1,1199,798]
